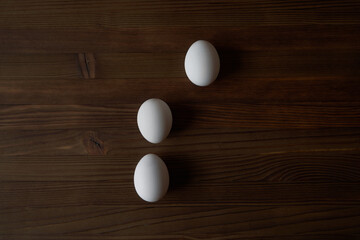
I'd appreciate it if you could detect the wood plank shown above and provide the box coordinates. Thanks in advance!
[0,103,359,130]
[0,77,359,104]
[0,181,359,207]
[1,0,359,29]
[1,49,359,104]
[1,50,360,79]
[0,152,359,183]
[0,205,359,239]
[1,25,360,54]
[0,128,359,156]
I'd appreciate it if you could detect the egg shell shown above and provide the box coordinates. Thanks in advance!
[137,98,172,144]
[134,154,169,202]
[184,40,220,86]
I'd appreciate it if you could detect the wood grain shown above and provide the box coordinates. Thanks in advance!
[1,0,360,239]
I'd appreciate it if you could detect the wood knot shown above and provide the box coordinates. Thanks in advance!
[78,53,96,79]
[83,131,106,155]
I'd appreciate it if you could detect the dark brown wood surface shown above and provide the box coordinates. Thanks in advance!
[1,1,360,239]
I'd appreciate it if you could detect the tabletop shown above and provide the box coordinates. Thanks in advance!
[0,1,360,239]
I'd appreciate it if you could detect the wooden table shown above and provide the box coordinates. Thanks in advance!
[1,1,360,239]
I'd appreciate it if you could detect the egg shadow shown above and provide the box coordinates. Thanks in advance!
[215,46,243,84]
[168,103,196,135]
[163,154,194,192]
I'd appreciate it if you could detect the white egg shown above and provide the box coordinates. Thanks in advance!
[184,40,220,86]
[134,154,169,202]
[137,98,172,144]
